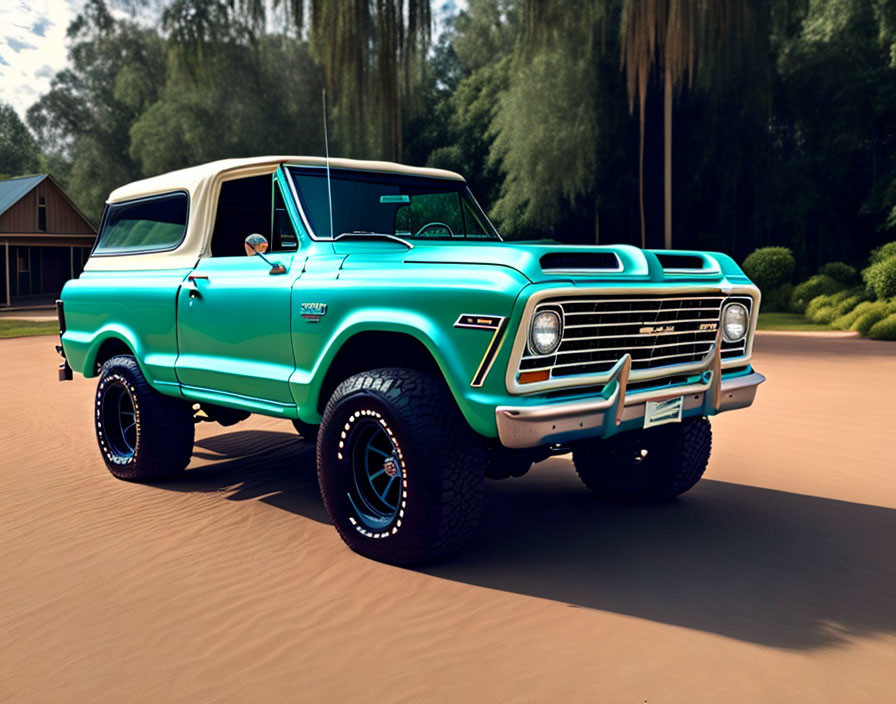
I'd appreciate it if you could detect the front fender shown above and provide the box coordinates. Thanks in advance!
[288,268,529,435]
[289,312,489,429]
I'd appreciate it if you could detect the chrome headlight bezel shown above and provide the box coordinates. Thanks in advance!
[722,301,750,343]
[528,308,563,356]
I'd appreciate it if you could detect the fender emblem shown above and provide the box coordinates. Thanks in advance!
[301,302,328,321]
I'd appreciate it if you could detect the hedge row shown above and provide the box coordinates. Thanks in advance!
[742,242,896,340]
[802,293,896,337]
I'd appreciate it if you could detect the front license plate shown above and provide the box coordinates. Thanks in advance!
[644,396,684,428]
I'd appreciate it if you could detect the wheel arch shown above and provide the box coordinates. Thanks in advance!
[313,329,445,417]
[83,327,146,379]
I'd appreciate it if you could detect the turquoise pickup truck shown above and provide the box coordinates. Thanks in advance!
[58,156,764,564]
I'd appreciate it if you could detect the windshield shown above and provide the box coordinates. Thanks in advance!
[287,167,500,241]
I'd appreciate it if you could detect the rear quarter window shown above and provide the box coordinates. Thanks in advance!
[93,192,189,255]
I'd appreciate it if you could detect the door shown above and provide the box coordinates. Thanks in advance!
[175,173,300,406]
[175,255,297,404]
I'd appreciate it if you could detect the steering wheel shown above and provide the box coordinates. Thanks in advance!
[414,222,454,237]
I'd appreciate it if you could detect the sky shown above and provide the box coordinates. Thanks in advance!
[0,0,461,122]
[0,0,82,118]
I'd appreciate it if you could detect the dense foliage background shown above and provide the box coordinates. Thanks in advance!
[1,0,896,279]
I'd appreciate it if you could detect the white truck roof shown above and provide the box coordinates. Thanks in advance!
[87,156,464,271]
[108,156,464,203]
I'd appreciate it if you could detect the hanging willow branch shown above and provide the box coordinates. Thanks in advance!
[620,0,753,246]
[167,0,431,159]
[303,0,430,159]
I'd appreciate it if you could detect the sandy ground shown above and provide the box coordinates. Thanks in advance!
[0,334,893,703]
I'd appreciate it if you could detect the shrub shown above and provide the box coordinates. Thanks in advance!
[742,247,795,292]
[851,300,896,336]
[807,304,835,324]
[805,291,863,324]
[868,313,896,340]
[818,261,858,285]
[862,255,896,300]
[833,300,875,330]
[825,294,862,323]
[869,241,896,265]
[761,283,794,312]
[805,292,841,322]
[789,274,845,313]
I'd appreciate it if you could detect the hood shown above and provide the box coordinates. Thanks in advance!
[401,241,745,284]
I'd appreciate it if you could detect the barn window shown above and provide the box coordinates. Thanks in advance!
[38,195,46,232]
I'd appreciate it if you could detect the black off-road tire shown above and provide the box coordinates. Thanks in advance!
[95,355,195,481]
[292,419,319,443]
[317,368,486,565]
[572,418,712,504]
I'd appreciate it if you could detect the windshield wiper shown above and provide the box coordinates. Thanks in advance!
[334,231,414,249]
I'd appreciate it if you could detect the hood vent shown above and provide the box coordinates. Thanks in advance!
[540,252,621,273]
[655,253,708,271]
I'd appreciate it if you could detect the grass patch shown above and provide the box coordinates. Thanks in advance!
[757,313,834,331]
[0,320,59,339]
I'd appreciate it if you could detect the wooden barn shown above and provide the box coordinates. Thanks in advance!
[0,174,96,307]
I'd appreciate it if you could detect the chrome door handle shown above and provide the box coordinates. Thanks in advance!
[185,273,208,298]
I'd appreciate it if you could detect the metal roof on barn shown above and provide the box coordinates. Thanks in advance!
[0,175,48,218]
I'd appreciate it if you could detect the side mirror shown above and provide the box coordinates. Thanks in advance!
[244,234,286,275]
[244,233,269,256]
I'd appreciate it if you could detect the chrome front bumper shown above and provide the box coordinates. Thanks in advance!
[496,341,764,449]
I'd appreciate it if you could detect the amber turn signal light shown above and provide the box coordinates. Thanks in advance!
[518,370,550,384]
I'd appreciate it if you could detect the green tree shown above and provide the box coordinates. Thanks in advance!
[620,0,761,249]
[773,0,896,268]
[0,102,41,177]
[27,0,166,219]
[164,0,433,161]
[135,1,325,175]
[489,47,598,236]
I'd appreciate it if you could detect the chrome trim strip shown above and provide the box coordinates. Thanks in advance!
[470,317,509,388]
[546,294,726,305]
[505,284,760,395]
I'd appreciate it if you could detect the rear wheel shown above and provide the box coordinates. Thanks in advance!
[572,418,712,503]
[95,355,194,481]
[317,368,486,565]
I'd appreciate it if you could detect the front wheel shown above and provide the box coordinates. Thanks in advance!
[317,368,486,565]
[572,418,712,503]
[95,355,195,481]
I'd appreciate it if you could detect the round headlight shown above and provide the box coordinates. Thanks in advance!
[722,302,749,343]
[529,309,562,356]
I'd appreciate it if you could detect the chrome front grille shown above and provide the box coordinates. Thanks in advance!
[519,293,753,379]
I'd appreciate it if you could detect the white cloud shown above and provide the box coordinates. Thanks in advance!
[31,17,53,37]
[0,0,82,121]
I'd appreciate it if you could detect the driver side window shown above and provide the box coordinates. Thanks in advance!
[209,174,299,256]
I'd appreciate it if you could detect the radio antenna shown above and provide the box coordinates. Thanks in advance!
[322,88,334,240]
